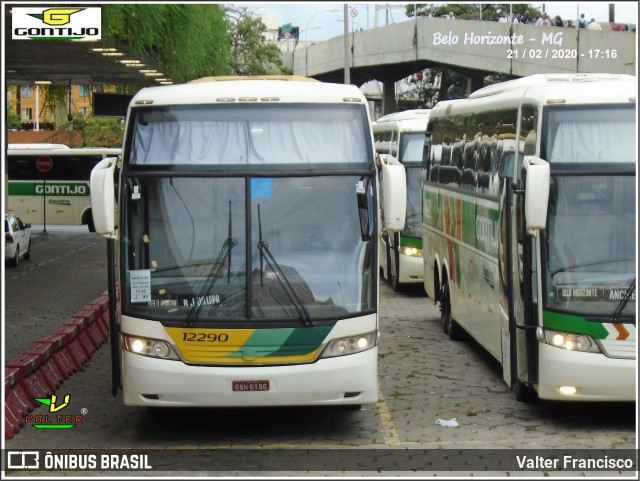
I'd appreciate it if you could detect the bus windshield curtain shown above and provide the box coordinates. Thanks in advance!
[546,117,635,164]
[131,118,368,165]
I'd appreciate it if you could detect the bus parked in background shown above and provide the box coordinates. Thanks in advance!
[90,76,406,408]
[6,144,121,231]
[421,73,636,401]
[373,109,430,291]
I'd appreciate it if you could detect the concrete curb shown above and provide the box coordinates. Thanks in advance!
[4,291,115,439]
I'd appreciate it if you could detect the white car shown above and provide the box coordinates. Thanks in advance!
[5,213,31,267]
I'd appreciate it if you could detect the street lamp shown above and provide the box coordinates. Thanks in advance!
[34,80,51,131]
[305,8,339,75]
[296,26,321,50]
[305,8,339,44]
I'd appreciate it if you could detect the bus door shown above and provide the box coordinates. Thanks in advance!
[499,120,540,400]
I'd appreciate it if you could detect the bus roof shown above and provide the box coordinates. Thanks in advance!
[7,145,121,155]
[375,109,431,123]
[432,74,637,117]
[373,109,430,132]
[130,78,367,107]
[469,73,635,99]
[189,75,318,83]
[8,143,69,150]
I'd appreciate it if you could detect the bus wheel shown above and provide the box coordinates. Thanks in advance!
[441,283,464,341]
[11,246,20,267]
[439,284,449,333]
[512,380,538,403]
[391,254,401,292]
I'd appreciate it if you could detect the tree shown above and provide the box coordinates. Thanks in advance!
[225,6,288,76]
[83,117,124,147]
[399,68,470,109]
[6,110,21,130]
[406,3,542,21]
[101,4,230,83]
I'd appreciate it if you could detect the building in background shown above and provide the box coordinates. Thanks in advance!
[6,84,108,131]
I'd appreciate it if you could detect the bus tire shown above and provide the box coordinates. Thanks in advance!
[441,283,464,341]
[87,216,95,233]
[439,283,449,333]
[512,380,538,403]
[11,246,20,267]
[391,252,401,292]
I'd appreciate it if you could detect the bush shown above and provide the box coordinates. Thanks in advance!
[82,117,124,147]
[7,111,21,130]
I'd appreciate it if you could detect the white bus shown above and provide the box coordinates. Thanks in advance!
[6,144,121,231]
[90,76,407,408]
[373,109,430,291]
[421,73,636,401]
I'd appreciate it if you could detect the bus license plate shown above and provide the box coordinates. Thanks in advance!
[232,380,270,392]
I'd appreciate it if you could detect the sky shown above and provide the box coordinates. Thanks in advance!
[236,2,639,41]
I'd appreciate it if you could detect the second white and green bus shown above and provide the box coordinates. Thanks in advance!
[421,73,636,401]
[373,109,430,291]
[6,144,121,231]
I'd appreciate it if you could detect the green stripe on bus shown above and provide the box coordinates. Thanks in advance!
[543,310,609,339]
[227,326,332,357]
[8,181,90,197]
[400,236,422,248]
[270,325,333,357]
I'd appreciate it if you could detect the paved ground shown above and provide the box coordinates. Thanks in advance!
[3,225,637,478]
[4,225,108,362]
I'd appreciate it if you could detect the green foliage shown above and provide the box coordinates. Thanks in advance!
[225,6,287,75]
[101,4,231,83]
[6,110,21,130]
[42,85,71,126]
[79,116,124,147]
[406,3,542,21]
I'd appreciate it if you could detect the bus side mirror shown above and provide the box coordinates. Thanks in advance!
[90,157,117,236]
[379,154,406,232]
[523,155,550,235]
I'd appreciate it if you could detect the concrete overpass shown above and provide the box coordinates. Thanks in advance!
[282,16,636,113]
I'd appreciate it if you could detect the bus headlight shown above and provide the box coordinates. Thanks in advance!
[320,332,378,358]
[538,328,601,353]
[123,334,179,360]
[400,246,422,257]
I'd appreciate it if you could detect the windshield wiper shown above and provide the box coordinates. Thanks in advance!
[186,201,237,327]
[611,278,635,323]
[550,257,634,277]
[256,204,313,327]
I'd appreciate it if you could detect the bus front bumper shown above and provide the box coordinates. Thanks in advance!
[122,347,378,407]
[398,254,423,284]
[537,343,636,401]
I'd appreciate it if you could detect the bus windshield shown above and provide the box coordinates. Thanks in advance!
[123,174,375,324]
[400,133,424,238]
[545,174,636,318]
[129,104,372,167]
[543,104,636,318]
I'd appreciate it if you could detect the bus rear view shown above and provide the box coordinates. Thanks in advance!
[91,77,406,408]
